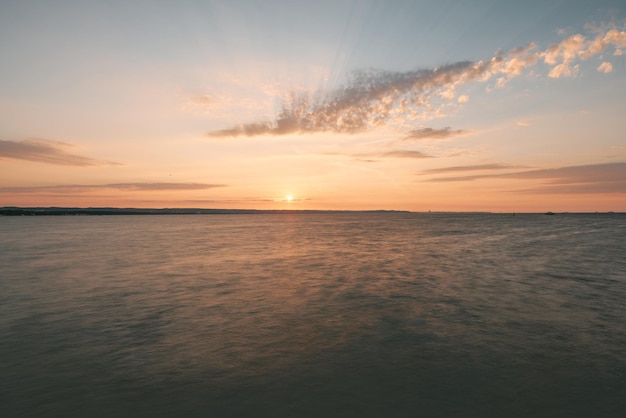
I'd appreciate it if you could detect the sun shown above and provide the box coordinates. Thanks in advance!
[286,195,293,202]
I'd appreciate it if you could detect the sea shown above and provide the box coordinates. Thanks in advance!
[1,212,625,417]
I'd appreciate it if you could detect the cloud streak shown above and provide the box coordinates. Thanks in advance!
[419,163,527,175]
[405,127,469,140]
[0,183,226,194]
[208,25,626,138]
[0,138,120,166]
[425,162,626,194]
[381,150,433,159]
[352,150,433,161]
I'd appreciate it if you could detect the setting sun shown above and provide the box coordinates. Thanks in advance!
[286,195,294,202]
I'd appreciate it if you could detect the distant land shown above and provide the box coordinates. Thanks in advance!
[0,207,622,216]
[0,207,412,216]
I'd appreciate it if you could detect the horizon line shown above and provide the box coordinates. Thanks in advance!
[1,206,623,215]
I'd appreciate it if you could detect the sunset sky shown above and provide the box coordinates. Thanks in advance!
[1,0,625,212]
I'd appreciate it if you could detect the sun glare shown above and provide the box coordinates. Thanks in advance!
[286,195,293,202]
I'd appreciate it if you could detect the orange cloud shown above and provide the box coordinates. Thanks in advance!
[425,162,626,195]
[0,183,226,194]
[405,127,469,140]
[353,150,432,160]
[543,28,626,78]
[0,138,120,166]
[597,62,613,73]
[419,164,527,175]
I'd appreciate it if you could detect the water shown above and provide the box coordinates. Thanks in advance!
[1,212,625,417]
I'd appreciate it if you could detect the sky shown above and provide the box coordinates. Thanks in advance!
[1,0,625,212]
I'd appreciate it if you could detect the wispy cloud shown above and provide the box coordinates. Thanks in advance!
[425,162,626,194]
[518,181,626,195]
[0,183,226,194]
[352,150,433,161]
[404,127,469,140]
[419,163,526,175]
[0,138,120,166]
[183,93,268,117]
[106,183,225,191]
[207,25,626,138]
[381,150,433,159]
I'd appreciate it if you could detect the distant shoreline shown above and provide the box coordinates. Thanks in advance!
[0,207,413,216]
[0,207,622,216]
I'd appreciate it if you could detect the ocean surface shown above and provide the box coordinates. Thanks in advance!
[1,212,625,417]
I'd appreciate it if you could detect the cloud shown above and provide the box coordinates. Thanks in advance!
[188,94,214,107]
[515,120,530,128]
[350,149,433,161]
[517,180,626,195]
[209,122,277,138]
[580,28,626,59]
[548,63,579,78]
[184,93,268,117]
[208,62,486,137]
[544,28,626,78]
[404,127,469,140]
[183,94,217,114]
[379,150,432,159]
[425,162,626,194]
[106,183,225,191]
[207,25,626,138]
[0,183,226,194]
[543,34,585,77]
[0,138,120,166]
[597,61,613,73]
[419,163,526,175]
